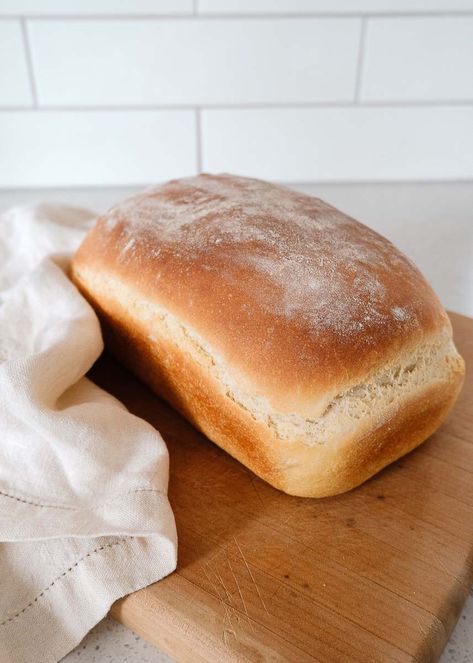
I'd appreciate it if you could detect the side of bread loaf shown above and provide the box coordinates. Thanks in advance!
[71,174,465,497]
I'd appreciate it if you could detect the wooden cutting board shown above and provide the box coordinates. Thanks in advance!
[90,312,473,663]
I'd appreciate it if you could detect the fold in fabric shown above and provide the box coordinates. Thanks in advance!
[0,204,177,663]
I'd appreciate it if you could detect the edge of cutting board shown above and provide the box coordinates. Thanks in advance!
[89,312,473,663]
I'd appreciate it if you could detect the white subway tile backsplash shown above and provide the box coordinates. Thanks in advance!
[0,1,193,16]
[201,106,473,182]
[28,18,360,106]
[2,6,473,187]
[0,21,32,105]
[199,0,473,14]
[361,17,473,102]
[0,110,196,186]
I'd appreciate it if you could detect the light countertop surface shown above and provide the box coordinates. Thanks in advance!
[1,182,472,663]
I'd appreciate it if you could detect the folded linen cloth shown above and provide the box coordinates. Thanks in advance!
[0,204,177,663]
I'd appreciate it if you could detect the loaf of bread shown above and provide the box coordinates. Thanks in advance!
[71,174,465,497]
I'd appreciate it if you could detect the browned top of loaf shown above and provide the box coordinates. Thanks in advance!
[73,174,449,413]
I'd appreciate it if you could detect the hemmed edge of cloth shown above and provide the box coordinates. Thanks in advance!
[0,489,174,541]
[0,533,177,663]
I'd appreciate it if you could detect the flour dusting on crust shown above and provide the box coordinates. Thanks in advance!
[101,174,430,347]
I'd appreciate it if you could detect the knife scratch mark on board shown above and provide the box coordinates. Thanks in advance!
[227,551,254,632]
[415,616,428,638]
[431,549,467,589]
[201,556,239,648]
[234,535,270,616]
[213,564,235,608]
[201,559,221,598]
[204,548,236,607]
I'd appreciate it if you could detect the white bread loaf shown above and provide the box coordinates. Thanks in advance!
[71,174,465,497]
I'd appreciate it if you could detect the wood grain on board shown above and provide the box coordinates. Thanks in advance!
[89,312,473,663]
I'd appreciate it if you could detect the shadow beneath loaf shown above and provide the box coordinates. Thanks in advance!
[87,347,463,568]
[88,352,281,565]
[86,330,472,663]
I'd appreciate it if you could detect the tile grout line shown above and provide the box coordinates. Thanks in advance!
[1,11,473,20]
[354,17,367,104]
[20,18,38,108]
[195,108,202,173]
[1,101,473,112]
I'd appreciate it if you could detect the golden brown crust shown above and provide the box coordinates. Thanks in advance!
[71,174,465,496]
[72,174,449,418]
[74,266,464,497]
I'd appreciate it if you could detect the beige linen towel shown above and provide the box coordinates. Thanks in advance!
[0,204,177,663]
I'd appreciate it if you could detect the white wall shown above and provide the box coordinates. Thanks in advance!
[1,0,473,186]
